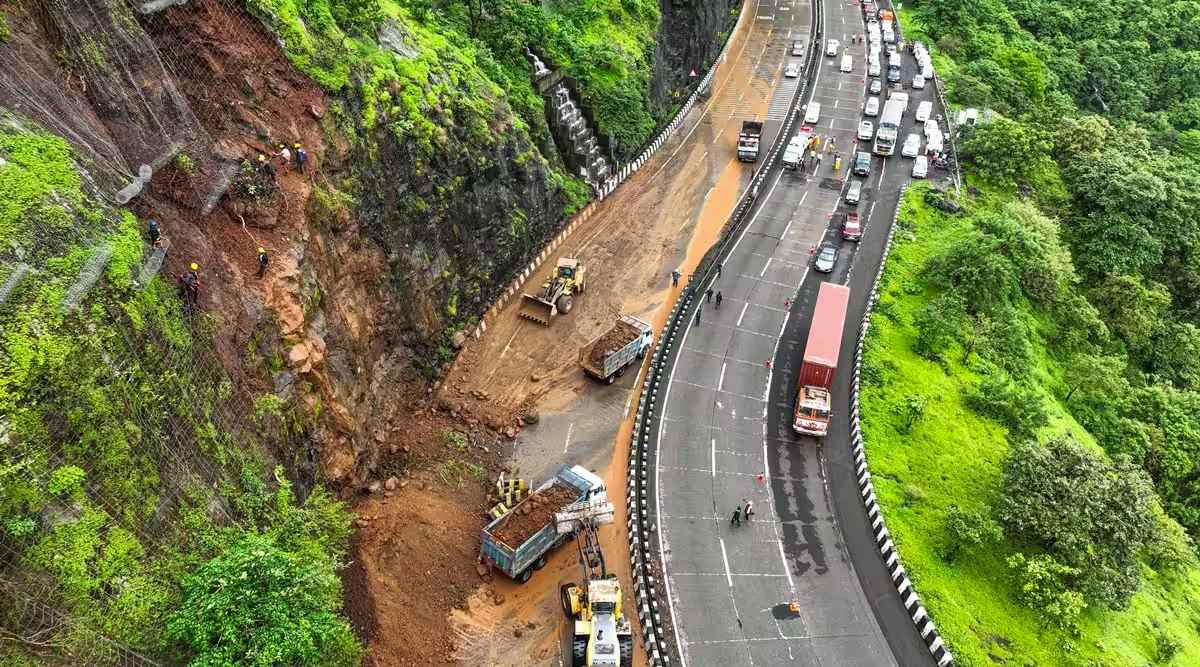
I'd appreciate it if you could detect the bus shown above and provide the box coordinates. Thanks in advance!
[873,98,906,156]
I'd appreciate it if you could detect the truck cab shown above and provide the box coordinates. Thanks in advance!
[570,465,607,498]
[793,386,833,435]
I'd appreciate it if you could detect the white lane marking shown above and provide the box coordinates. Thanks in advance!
[720,537,734,588]
[737,302,750,326]
[759,257,772,276]
[711,438,717,478]
[718,362,727,391]
[674,572,790,577]
[563,422,574,454]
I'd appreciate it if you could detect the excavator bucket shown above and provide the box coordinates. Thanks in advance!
[518,293,557,325]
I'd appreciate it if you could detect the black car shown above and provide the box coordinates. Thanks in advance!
[852,151,872,177]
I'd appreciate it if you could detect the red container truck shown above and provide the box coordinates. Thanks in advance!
[793,282,851,436]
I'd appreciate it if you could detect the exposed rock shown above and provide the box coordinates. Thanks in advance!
[451,330,467,349]
[368,480,382,493]
[385,476,398,491]
[522,411,540,425]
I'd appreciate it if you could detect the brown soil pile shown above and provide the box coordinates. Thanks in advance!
[490,483,578,549]
[587,319,640,365]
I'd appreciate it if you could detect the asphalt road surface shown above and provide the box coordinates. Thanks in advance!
[655,0,950,664]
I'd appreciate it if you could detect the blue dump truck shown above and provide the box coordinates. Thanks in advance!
[480,465,606,583]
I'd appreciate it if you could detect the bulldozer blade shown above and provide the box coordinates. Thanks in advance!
[518,294,556,325]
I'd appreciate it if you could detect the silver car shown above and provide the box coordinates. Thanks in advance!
[912,155,929,178]
[869,78,883,94]
[901,133,921,158]
[814,244,839,273]
[864,96,880,116]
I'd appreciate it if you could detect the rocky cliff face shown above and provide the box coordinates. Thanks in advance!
[650,0,740,114]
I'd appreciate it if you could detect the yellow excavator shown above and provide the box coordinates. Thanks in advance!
[556,494,632,667]
[519,257,586,325]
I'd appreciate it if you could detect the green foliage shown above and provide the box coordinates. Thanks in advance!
[0,12,11,42]
[165,534,362,667]
[942,504,1001,562]
[1006,552,1087,630]
[965,370,1047,440]
[47,465,87,498]
[1156,630,1182,663]
[999,437,1158,609]
[857,186,1200,665]
[893,394,929,433]
[960,116,1053,183]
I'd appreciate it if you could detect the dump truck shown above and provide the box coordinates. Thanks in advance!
[480,465,606,583]
[793,282,850,437]
[519,257,586,325]
[578,315,654,384]
[737,120,764,162]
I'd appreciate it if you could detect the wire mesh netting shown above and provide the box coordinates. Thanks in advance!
[0,1,315,664]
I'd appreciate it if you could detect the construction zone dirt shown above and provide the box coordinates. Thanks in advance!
[490,483,578,549]
[588,319,641,365]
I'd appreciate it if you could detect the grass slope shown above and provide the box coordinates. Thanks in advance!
[859,186,1200,666]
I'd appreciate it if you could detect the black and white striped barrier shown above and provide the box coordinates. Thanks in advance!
[849,185,954,667]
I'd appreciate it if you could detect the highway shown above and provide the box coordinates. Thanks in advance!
[654,0,947,664]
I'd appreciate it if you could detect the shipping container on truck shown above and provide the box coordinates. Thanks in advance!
[873,98,906,156]
[479,465,605,583]
[793,282,851,436]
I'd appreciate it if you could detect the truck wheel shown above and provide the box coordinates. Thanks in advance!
[560,583,577,617]
[605,373,616,385]
[532,555,548,570]
[615,365,625,378]
[557,294,574,314]
[572,636,588,667]
[619,634,634,666]
[515,567,533,584]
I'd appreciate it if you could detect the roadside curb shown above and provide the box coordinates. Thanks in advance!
[627,1,824,664]
[849,184,954,667]
[470,3,751,343]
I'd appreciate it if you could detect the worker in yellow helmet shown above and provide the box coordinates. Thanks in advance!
[277,143,291,172]
[256,247,269,278]
[179,262,201,315]
[256,152,276,181]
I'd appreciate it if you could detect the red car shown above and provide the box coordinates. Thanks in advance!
[863,2,877,16]
[841,212,863,241]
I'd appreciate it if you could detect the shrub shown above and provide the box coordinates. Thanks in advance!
[965,370,1047,440]
[942,504,1002,562]
[1006,552,1086,630]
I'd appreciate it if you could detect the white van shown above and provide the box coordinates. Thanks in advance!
[840,54,854,73]
[926,129,944,154]
[868,60,881,77]
[915,100,933,123]
[883,27,896,44]
[922,63,934,80]
[804,102,822,124]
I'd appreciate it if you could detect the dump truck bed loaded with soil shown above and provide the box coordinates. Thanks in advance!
[578,315,653,384]
[479,465,603,582]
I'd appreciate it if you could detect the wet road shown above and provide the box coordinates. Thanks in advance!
[655,0,947,664]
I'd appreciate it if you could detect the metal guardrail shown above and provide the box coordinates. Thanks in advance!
[624,1,825,664]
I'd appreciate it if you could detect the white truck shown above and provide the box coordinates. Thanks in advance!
[873,98,906,156]
[579,315,654,384]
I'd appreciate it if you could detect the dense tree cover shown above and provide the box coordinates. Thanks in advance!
[910,0,1200,553]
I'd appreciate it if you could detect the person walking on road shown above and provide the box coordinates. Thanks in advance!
[715,291,723,309]
[731,506,742,527]
[716,262,722,279]
[695,305,702,325]
[743,499,754,521]
[672,269,681,287]
[705,287,713,303]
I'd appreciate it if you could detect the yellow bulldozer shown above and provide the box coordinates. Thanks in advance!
[556,494,632,667]
[518,257,586,326]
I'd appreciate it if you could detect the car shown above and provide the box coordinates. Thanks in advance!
[869,77,883,94]
[885,43,897,56]
[863,1,877,15]
[912,155,929,178]
[852,150,872,176]
[825,39,840,57]
[857,120,875,141]
[785,62,801,78]
[915,100,933,122]
[841,212,863,240]
[913,74,926,89]
[840,54,854,73]
[813,244,839,273]
[844,180,864,207]
[868,60,880,77]
[863,96,880,116]
[924,118,940,137]
[901,133,921,158]
[804,102,822,124]
[792,40,805,56]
